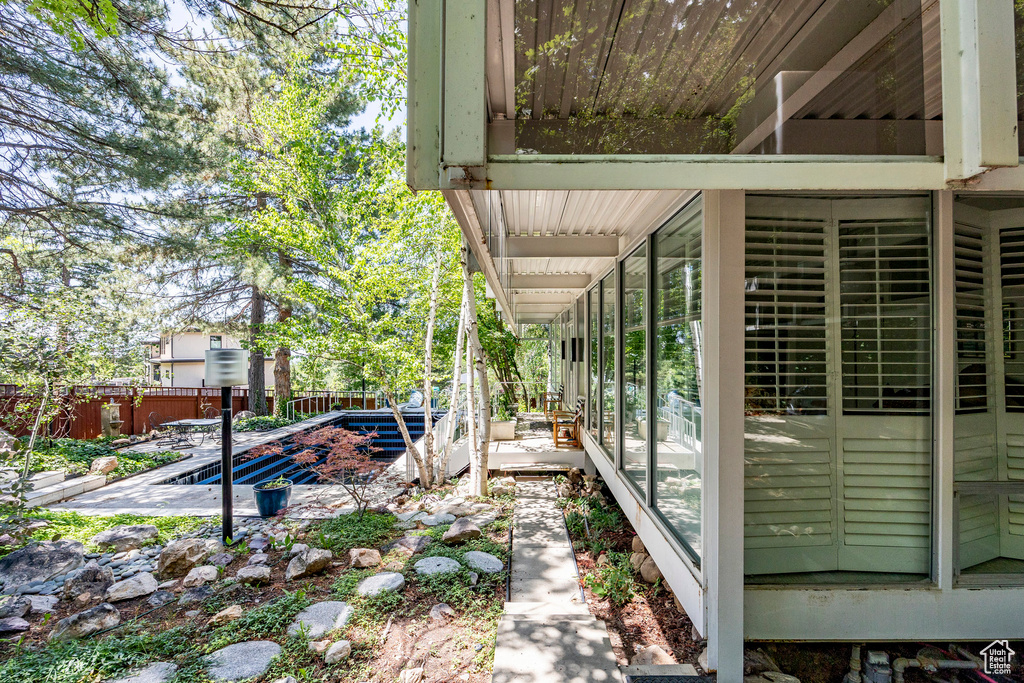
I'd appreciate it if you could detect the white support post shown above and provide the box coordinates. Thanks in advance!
[934,191,955,590]
[407,0,443,189]
[940,0,1018,180]
[702,190,746,679]
[443,0,487,177]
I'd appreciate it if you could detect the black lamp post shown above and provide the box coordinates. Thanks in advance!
[205,348,247,546]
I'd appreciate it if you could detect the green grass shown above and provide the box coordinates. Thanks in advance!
[0,509,210,557]
[0,625,193,683]
[313,512,396,554]
[206,589,311,651]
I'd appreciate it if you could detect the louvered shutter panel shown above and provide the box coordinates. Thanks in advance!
[835,201,931,574]
[744,198,837,575]
[999,228,1024,552]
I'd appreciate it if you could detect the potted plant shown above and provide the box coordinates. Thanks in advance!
[492,403,518,441]
[253,477,293,517]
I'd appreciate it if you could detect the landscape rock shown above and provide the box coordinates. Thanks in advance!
[287,601,353,638]
[62,561,114,602]
[698,648,709,673]
[398,667,424,683]
[273,678,297,683]
[429,603,455,622]
[629,552,648,573]
[414,556,462,577]
[419,513,456,527]
[744,648,782,675]
[382,535,431,556]
[182,565,218,588]
[309,638,332,654]
[89,456,119,475]
[0,540,85,589]
[462,551,503,574]
[247,554,269,566]
[204,640,281,681]
[631,536,646,553]
[324,640,351,664]
[630,644,675,665]
[207,553,234,568]
[209,605,243,627]
[0,616,30,633]
[639,556,662,583]
[106,572,158,602]
[49,603,120,641]
[348,548,381,568]
[288,543,309,556]
[147,591,175,607]
[105,661,178,683]
[0,595,30,618]
[157,580,178,590]
[27,594,59,614]
[285,548,332,581]
[91,525,159,553]
[157,539,211,578]
[356,572,405,597]
[441,518,481,544]
[177,585,214,606]
[464,513,497,528]
[235,565,272,585]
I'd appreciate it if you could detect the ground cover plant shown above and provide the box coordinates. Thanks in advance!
[7,437,182,482]
[233,416,298,432]
[0,478,513,683]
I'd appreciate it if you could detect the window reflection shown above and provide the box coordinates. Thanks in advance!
[623,246,647,492]
[654,199,703,559]
[601,274,616,452]
[590,286,600,437]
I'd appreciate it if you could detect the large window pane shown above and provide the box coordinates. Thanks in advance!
[654,199,703,559]
[953,194,1024,583]
[744,195,931,583]
[601,274,616,452]
[590,286,600,436]
[622,245,647,493]
[506,2,940,155]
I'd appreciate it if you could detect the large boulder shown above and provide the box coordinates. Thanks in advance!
[355,572,405,597]
[285,548,332,581]
[105,572,158,602]
[89,456,119,476]
[0,595,31,619]
[441,518,481,544]
[414,557,462,577]
[63,561,115,601]
[91,525,159,553]
[49,603,120,641]
[462,551,503,574]
[157,538,213,578]
[0,540,84,589]
[382,535,431,556]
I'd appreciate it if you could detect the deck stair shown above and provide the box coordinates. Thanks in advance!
[24,472,106,506]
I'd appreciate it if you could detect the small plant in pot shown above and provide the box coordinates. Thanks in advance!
[253,477,293,518]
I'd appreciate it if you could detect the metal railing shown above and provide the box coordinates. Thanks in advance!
[284,391,383,420]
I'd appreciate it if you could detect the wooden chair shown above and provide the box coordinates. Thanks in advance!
[543,385,564,418]
[552,396,585,448]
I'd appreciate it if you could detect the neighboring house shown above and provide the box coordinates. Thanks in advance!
[408,1,1024,678]
[143,332,274,388]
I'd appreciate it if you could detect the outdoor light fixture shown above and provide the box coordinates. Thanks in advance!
[205,348,247,545]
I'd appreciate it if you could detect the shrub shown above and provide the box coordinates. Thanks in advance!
[583,552,635,606]
[233,415,297,432]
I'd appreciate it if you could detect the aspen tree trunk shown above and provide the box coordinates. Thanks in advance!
[439,291,468,478]
[384,385,431,488]
[273,251,292,417]
[462,246,491,497]
[422,243,443,479]
[464,332,479,491]
[248,286,268,416]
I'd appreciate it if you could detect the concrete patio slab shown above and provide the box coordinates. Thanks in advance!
[492,615,621,683]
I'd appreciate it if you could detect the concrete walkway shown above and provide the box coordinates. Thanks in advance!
[492,478,622,683]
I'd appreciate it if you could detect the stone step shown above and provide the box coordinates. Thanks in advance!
[503,600,592,617]
[29,470,65,489]
[25,474,106,506]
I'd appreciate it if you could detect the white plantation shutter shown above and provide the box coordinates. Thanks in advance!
[744,197,932,577]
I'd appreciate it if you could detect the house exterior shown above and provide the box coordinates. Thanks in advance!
[407,1,1024,678]
[143,332,273,388]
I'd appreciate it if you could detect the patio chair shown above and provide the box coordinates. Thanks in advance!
[199,406,222,445]
[543,385,564,418]
[552,396,585,448]
[148,411,177,447]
